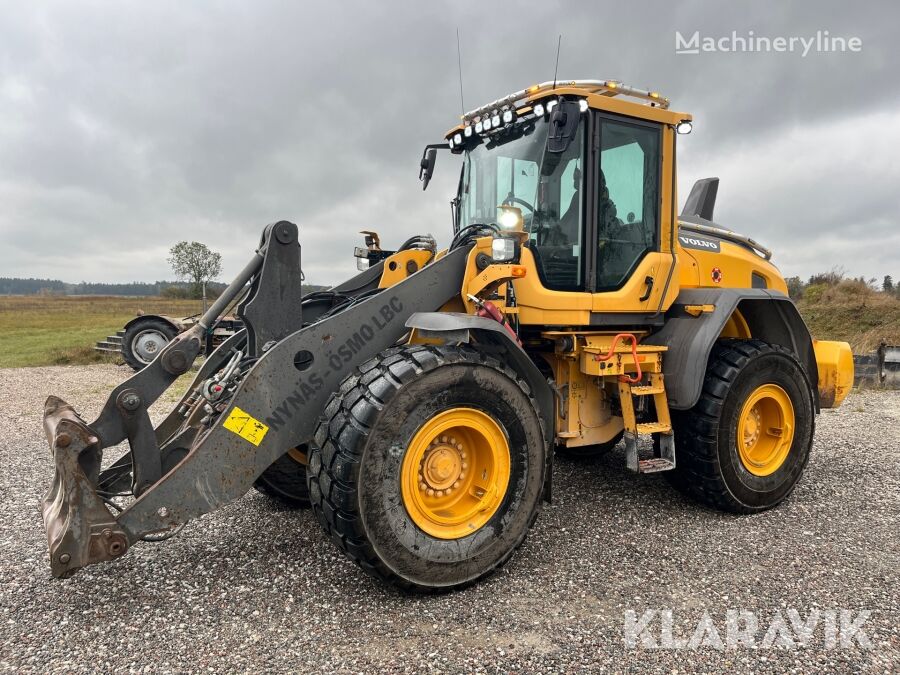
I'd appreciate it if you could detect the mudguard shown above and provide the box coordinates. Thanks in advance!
[123,314,184,334]
[644,288,819,410]
[406,311,556,500]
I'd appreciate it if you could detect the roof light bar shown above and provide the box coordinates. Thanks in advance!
[461,79,670,123]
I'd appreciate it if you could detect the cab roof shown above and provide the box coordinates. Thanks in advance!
[445,78,691,139]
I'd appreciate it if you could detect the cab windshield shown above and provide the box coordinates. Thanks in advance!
[458,116,586,288]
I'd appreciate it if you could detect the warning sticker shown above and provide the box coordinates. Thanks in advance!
[223,406,269,446]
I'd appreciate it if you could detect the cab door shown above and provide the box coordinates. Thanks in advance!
[587,113,677,320]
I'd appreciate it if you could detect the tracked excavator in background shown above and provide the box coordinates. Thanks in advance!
[40,79,853,591]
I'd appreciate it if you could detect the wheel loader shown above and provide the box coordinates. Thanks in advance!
[40,79,854,591]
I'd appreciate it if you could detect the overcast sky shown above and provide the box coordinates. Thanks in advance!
[1,1,897,286]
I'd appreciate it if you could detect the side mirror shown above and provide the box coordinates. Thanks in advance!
[419,148,437,191]
[547,100,581,154]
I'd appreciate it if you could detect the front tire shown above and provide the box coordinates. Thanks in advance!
[307,344,547,592]
[668,339,815,513]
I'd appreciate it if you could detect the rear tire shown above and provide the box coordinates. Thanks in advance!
[253,448,311,508]
[122,318,178,371]
[668,339,815,513]
[307,344,547,592]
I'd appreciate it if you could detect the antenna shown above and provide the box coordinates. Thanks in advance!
[456,28,465,116]
[552,35,562,89]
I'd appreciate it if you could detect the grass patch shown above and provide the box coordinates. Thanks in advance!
[0,295,201,368]
[2,281,898,368]
[796,280,900,353]
[48,345,121,366]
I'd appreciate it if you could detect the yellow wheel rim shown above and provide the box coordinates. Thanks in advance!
[737,384,795,476]
[400,408,511,540]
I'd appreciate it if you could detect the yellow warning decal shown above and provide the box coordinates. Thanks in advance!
[223,406,269,446]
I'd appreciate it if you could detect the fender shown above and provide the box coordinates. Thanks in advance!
[643,288,819,411]
[123,314,184,334]
[405,311,556,501]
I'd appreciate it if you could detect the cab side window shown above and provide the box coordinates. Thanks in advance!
[596,119,660,289]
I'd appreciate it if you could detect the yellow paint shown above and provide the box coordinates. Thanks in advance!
[812,340,854,408]
[547,352,622,447]
[400,408,510,539]
[684,304,715,317]
[378,249,433,288]
[223,406,269,446]
[736,384,795,476]
[719,309,752,339]
[617,372,672,439]
[677,238,788,294]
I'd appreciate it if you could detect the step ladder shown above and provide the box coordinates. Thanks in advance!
[618,372,676,473]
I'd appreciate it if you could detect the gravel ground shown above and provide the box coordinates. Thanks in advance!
[0,364,897,673]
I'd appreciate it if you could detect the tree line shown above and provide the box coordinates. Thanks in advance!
[0,278,228,297]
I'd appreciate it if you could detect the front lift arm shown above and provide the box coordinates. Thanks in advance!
[41,221,469,577]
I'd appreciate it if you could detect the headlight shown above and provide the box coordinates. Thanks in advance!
[353,246,371,270]
[502,109,514,124]
[497,205,524,231]
[491,113,501,128]
[676,120,693,135]
[475,120,483,133]
[491,237,516,262]
[464,125,473,137]
[453,132,462,145]
[483,117,492,131]
[533,102,545,117]
[578,99,589,112]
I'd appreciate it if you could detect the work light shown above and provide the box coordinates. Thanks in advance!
[491,237,516,262]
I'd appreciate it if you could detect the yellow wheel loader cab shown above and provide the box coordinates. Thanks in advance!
[38,78,852,591]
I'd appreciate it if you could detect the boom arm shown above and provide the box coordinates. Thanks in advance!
[41,221,469,577]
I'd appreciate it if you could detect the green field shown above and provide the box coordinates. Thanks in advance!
[2,283,898,369]
[0,296,202,368]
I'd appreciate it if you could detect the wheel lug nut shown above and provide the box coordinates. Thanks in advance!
[461,462,468,470]
[453,480,461,489]
[419,482,427,491]
[427,488,435,497]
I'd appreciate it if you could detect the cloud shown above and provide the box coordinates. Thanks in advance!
[0,0,897,286]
